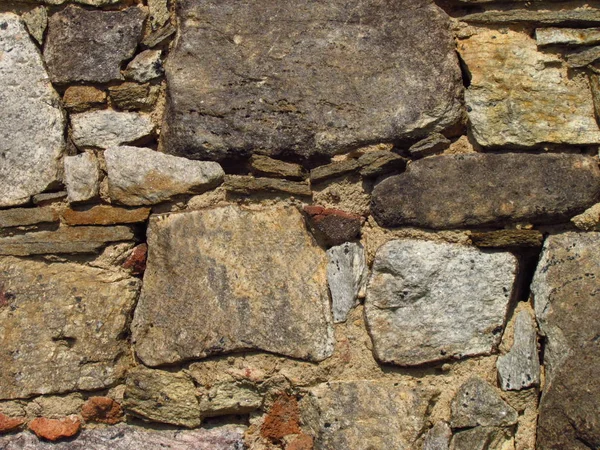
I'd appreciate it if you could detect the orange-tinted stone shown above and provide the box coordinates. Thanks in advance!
[286,433,314,450]
[0,413,25,434]
[261,394,301,442]
[123,243,148,275]
[81,397,123,425]
[28,416,81,441]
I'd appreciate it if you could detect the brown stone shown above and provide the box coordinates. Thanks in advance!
[224,175,312,197]
[303,206,362,246]
[0,207,59,229]
[122,243,148,276]
[80,397,123,425]
[286,434,314,450]
[62,205,150,226]
[62,86,106,113]
[0,413,24,434]
[261,394,301,442]
[250,155,306,180]
[108,83,159,111]
[28,417,81,441]
[470,230,544,248]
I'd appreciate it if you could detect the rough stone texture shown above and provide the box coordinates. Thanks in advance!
[408,133,451,159]
[124,367,201,428]
[28,417,81,441]
[44,6,146,84]
[0,425,246,449]
[0,413,24,434]
[131,205,333,366]
[303,381,435,450]
[536,27,600,47]
[105,146,224,206]
[22,6,47,45]
[0,256,140,399]
[470,230,544,248]
[450,427,513,450]
[124,50,163,83]
[148,0,169,30]
[80,397,123,424]
[198,382,262,417]
[62,205,150,226]
[250,155,305,180]
[143,23,176,48]
[310,160,361,184]
[424,422,452,450]
[122,243,147,275]
[531,232,600,449]
[25,394,84,420]
[108,83,159,111]
[327,242,367,323]
[0,14,65,208]
[32,192,67,206]
[572,202,600,230]
[365,239,517,366]
[357,151,407,178]
[261,393,301,441]
[0,208,59,229]
[303,206,362,246]
[462,9,600,27]
[71,111,154,149]
[64,153,100,203]
[163,0,463,161]
[371,153,600,229]
[497,311,540,391]
[450,377,518,429]
[62,86,106,113]
[566,45,600,67]
[0,226,134,256]
[224,175,311,197]
[458,28,600,148]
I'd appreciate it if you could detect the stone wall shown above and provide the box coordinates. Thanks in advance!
[0,0,599,449]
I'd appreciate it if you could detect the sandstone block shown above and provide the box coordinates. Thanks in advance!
[198,382,262,417]
[62,86,106,113]
[470,230,544,248]
[62,205,150,226]
[250,155,305,180]
[536,27,600,47]
[0,208,59,229]
[223,175,311,197]
[71,111,154,149]
[0,413,24,434]
[109,83,159,111]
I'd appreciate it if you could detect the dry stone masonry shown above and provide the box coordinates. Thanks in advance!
[1,0,600,448]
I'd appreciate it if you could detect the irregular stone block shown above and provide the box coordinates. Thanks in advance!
[365,239,517,366]
[303,206,362,247]
[566,45,600,67]
[261,393,301,441]
[0,207,59,229]
[571,202,600,230]
[62,205,150,226]
[0,256,140,399]
[450,377,518,428]
[44,6,146,83]
[124,367,201,428]
[0,14,65,207]
[450,427,513,450]
[371,153,600,229]
[531,232,600,448]
[28,417,81,442]
[25,393,84,419]
[62,86,106,113]
[223,175,311,197]
[80,397,123,425]
[124,50,163,83]
[408,133,451,159]
[147,0,169,30]
[310,160,361,184]
[142,23,175,48]
[327,242,367,323]
[64,153,100,203]
[162,0,463,161]
[496,311,540,391]
[108,83,159,111]
[250,155,305,180]
[0,424,246,449]
[198,382,262,417]
[0,413,24,434]
[122,244,147,275]
[470,230,544,248]
[458,28,600,147]
[71,110,154,149]
[536,27,600,47]
[105,146,224,205]
[424,421,452,450]
[131,205,333,366]
[22,6,47,45]
[33,192,67,206]
[357,151,407,178]
[303,381,435,449]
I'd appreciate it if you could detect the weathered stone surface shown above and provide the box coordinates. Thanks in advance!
[250,155,305,180]
[124,50,163,83]
[124,367,201,428]
[0,14,65,208]
[0,256,140,399]
[28,417,81,441]
[223,175,311,197]
[326,242,367,323]
[450,427,513,450]
[310,160,361,184]
[122,243,147,275]
[32,192,67,206]
[108,83,159,111]
[497,311,540,391]
[567,45,600,67]
[365,239,516,366]
[0,413,24,434]
[459,28,600,148]
[572,202,600,230]
[163,0,463,161]
[261,393,301,441]
[131,206,333,366]
[462,9,600,27]
[62,205,150,226]
[470,230,544,248]
[0,207,59,229]
[142,23,175,48]
[105,146,224,206]
[303,381,435,450]
[451,377,518,428]
[80,397,123,424]
[71,111,154,149]
[62,86,106,113]
[531,232,600,448]
[25,394,84,419]
[371,153,600,229]
[408,133,451,159]
[198,382,262,417]
[357,151,407,178]
[0,425,246,449]
[64,153,100,203]
[536,27,600,47]
[44,6,146,83]
[0,226,134,256]
[148,0,169,30]
[424,422,452,450]
[22,6,47,45]
[303,206,362,246]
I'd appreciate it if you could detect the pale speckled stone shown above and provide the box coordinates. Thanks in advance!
[124,50,163,83]
[148,0,170,30]
[327,242,367,323]
[71,110,154,149]
[424,422,452,450]
[536,27,600,47]
[64,153,100,203]
[365,239,517,366]
[198,382,262,417]
[22,7,47,44]
[450,427,514,450]
[572,202,600,230]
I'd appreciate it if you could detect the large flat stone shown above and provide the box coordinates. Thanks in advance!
[71,111,154,149]
[458,28,600,148]
[365,239,517,366]
[371,153,600,229]
[0,14,65,207]
[162,0,463,161]
[531,232,600,448]
[131,206,334,366]
[0,256,140,399]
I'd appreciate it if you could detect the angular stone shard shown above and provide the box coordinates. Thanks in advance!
[303,381,435,450]
[0,256,140,399]
[450,427,513,450]
[250,155,305,180]
[124,50,163,83]
[536,27,600,47]
[408,133,451,159]
[424,422,452,450]
[105,146,225,206]
[572,202,600,231]
[470,230,544,248]
[71,111,155,149]
[64,153,100,203]
[0,14,65,208]
[531,232,600,448]
[163,0,463,161]
[458,28,600,148]
[365,239,517,366]
[303,206,362,247]
[371,153,600,229]
[131,206,333,366]
[496,311,540,391]
[44,6,146,84]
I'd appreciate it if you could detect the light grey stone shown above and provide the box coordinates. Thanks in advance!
[0,14,65,208]
[71,110,154,149]
[131,205,334,366]
[22,6,47,45]
[450,377,518,429]
[567,45,600,67]
[423,422,452,450]
[536,27,600,47]
[198,382,262,417]
[0,256,140,399]
[327,242,367,323]
[497,311,540,391]
[365,239,517,366]
[148,0,170,30]
[124,50,163,83]
[450,427,513,450]
[64,153,100,203]
[105,146,224,206]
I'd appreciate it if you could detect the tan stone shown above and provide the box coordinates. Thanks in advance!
[572,202,600,231]
[224,175,311,197]
[0,207,59,229]
[63,86,106,113]
[62,205,150,226]
[25,394,84,419]
[198,382,262,417]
